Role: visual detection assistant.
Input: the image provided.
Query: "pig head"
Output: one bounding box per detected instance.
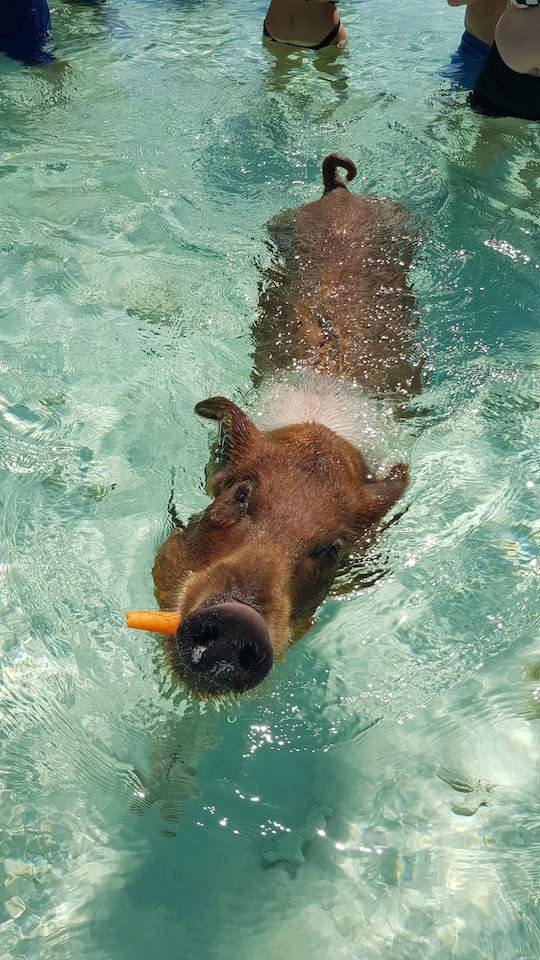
[153,397,407,699]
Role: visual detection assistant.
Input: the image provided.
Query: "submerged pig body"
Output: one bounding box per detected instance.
[255,154,419,397]
[153,154,415,699]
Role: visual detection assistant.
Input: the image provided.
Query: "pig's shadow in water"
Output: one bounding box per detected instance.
[84,665,375,960]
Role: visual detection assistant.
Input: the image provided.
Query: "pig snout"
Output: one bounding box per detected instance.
[174,601,273,695]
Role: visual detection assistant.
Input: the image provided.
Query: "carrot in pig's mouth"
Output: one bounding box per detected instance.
[125,610,180,636]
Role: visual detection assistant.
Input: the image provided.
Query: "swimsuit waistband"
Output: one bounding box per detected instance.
[460,30,491,54]
[263,19,340,50]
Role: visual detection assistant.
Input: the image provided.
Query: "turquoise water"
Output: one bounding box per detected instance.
[1,1,539,957]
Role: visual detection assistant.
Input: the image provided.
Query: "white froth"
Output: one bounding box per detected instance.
[253,372,404,470]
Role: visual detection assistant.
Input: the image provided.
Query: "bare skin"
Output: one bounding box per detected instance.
[495,4,540,75]
[264,0,346,48]
[447,0,506,44]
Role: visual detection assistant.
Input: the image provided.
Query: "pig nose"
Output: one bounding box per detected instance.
[175,601,273,695]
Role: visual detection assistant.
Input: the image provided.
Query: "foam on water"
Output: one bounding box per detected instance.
[0,1,539,958]
[254,371,404,470]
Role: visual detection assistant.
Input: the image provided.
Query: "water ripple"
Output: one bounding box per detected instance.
[0,0,539,957]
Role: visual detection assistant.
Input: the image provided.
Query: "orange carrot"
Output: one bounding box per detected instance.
[125,610,181,635]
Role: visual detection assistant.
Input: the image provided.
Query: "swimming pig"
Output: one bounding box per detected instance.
[153,153,418,699]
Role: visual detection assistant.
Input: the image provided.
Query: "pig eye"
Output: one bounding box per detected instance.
[231,481,253,515]
[310,538,344,564]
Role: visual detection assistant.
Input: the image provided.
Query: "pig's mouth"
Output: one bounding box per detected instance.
[172,598,274,698]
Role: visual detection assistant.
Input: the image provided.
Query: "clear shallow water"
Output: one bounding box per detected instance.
[0,1,539,957]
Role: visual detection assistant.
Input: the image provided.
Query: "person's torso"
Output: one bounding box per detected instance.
[265,0,339,47]
[470,38,540,118]
[464,0,507,45]
[495,3,540,74]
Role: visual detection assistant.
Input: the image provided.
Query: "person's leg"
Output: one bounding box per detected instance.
[0,0,53,65]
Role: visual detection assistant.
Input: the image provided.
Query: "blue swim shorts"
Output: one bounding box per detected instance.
[0,0,53,65]
[441,30,490,90]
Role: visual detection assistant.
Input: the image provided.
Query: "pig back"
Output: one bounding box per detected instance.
[254,190,419,397]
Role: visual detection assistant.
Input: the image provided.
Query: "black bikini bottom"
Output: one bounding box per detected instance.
[263,19,341,50]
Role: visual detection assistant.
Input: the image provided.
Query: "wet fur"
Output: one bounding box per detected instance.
[254,160,419,397]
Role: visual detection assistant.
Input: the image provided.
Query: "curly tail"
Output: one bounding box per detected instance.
[322,153,357,195]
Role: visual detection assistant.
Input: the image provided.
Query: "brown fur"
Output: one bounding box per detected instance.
[254,160,419,397]
[153,154,416,694]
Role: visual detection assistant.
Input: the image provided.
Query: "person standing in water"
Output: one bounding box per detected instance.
[0,0,52,64]
[263,0,346,50]
[444,0,506,87]
[469,0,540,120]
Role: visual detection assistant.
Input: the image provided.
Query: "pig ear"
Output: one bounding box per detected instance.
[195,397,260,464]
[355,463,409,525]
